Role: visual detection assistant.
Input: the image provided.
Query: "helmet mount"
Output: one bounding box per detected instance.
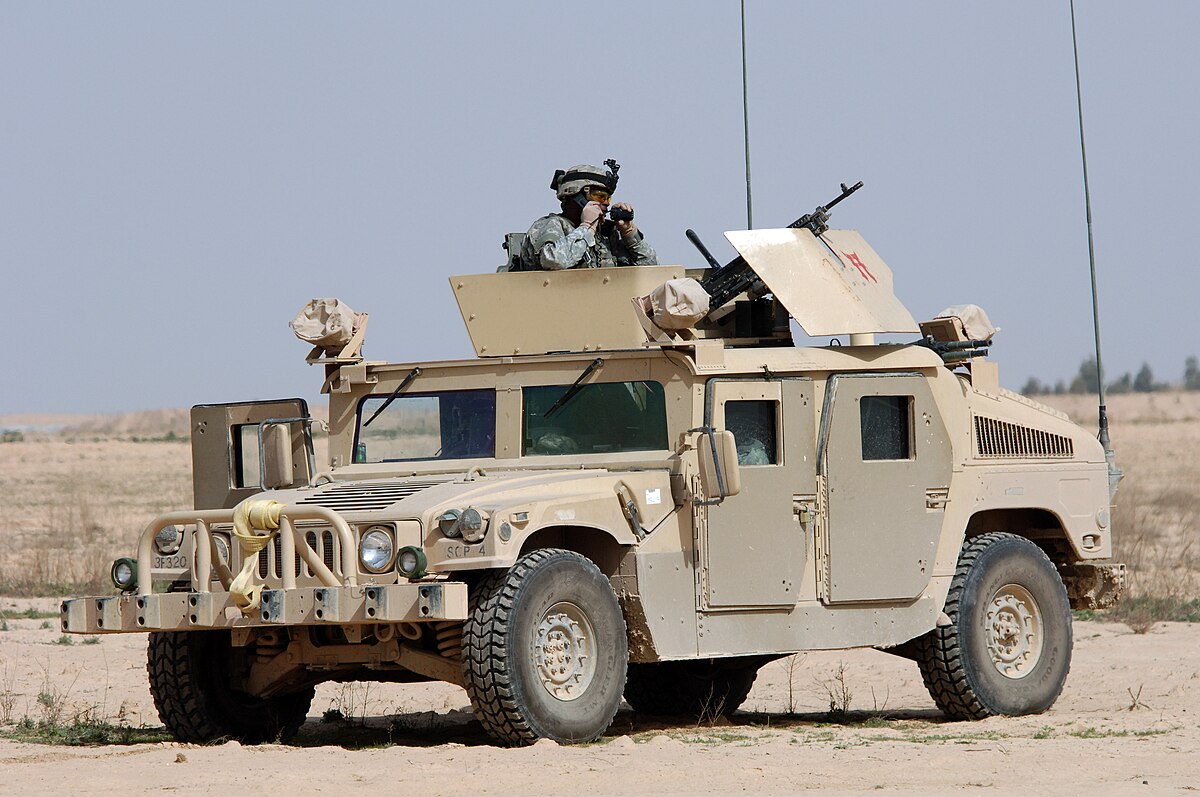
[551,159,621,200]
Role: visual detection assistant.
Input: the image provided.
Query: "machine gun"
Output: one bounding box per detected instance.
[689,181,863,313]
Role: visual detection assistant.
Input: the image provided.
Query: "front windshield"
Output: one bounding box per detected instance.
[523,381,668,455]
[355,390,495,463]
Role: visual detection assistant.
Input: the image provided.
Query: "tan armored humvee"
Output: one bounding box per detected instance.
[62,220,1125,746]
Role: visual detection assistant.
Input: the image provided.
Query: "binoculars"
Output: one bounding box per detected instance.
[608,206,634,222]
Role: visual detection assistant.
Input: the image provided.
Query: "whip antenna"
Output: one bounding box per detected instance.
[1070,0,1121,495]
[741,0,753,229]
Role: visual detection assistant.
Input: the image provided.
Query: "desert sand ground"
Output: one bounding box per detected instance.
[0,600,1195,796]
[0,392,1197,795]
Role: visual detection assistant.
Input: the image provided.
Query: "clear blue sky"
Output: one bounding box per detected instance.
[2,2,1196,414]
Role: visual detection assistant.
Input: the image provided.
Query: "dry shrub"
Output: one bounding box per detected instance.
[1107,479,1200,632]
[0,479,114,595]
[0,661,16,725]
[0,436,191,595]
[0,472,115,597]
[815,661,853,718]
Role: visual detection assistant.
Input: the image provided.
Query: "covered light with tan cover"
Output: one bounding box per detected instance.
[645,277,711,330]
[933,304,1000,342]
[290,298,358,349]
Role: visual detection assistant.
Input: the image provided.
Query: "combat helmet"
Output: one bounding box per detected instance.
[551,159,620,200]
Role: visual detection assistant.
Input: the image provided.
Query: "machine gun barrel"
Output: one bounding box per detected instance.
[686,229,722,270]
[697,181,863,313]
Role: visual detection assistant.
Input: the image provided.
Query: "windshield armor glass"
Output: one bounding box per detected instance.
[355,390,496,463]
[523,381,668,455]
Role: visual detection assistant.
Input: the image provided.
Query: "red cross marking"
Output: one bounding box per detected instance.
[841,250,877,283]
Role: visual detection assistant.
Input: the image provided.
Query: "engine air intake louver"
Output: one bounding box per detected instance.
[296,480,447,511]
[974,416,1074,460]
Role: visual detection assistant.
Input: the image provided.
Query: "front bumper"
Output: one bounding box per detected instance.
[61,582,468,634]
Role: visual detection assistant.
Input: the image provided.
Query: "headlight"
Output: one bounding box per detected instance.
[396,546,427,579]
[438,508,462,538]
[154,525,182,554]
[111,557,137,591]
[459,507,487,543]
[359,527,395,573]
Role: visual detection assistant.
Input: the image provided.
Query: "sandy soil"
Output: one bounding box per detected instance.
[0,595,1196,796]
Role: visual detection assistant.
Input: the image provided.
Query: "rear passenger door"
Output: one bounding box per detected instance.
[820,374,952,604]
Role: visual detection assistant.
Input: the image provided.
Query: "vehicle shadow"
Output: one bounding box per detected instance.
[291,705,951,749]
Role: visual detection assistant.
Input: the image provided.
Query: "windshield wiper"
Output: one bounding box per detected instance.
[544,358,603,419]
[362,367,422,427]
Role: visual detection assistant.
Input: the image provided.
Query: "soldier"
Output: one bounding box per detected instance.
[518,160,658,271]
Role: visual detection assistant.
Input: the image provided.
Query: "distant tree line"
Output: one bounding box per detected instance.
[1021,356,1200,396]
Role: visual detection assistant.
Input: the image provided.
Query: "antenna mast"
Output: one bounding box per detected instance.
[741,0,753,229]
[1069,0,1120,494]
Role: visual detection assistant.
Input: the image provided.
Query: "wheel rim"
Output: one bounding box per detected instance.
[984,583,1044,679]
[532,601,596,702]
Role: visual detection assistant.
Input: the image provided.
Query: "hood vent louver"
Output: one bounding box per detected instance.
[297,480,448,511]
[974,416,1074,460]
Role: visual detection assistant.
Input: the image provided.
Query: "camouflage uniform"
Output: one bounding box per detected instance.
[519,214,658,271]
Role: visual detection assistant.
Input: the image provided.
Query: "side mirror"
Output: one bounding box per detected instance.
[697,429,741,504]
[262,423,294,489]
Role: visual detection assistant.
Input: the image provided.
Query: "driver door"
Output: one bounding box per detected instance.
[701,378,817,609]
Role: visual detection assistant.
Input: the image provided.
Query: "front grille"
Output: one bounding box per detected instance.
[256,527,343,581]
[296,480,446,511]
[258,535,302,579]
[306,529,339,576]
[974,416,1074,459]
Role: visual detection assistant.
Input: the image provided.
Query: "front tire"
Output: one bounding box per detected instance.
[147,630,313,743]
[916,533,1072,719]
[463,549,628,745]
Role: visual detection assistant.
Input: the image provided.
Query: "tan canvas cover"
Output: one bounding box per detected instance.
[290,298,358,348]
[647,277,711,330]
[723,228,919,337]
[934,304,999,341]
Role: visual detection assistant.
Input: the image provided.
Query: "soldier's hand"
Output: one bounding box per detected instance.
[613,202,638,237]
[580,201,605,231]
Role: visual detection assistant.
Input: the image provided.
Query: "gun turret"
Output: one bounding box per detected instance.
[692,181,863,313]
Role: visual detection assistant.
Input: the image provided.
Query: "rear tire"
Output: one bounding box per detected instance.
[916,533,1072,719]
[147,630,313,743]
[463,549,628,745]
[625,659,759,720]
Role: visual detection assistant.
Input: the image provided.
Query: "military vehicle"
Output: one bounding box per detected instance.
[62,190,1125,746]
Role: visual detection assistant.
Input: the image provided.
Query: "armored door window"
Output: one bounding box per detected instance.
[725,400,779,465]
[860,395,912,461]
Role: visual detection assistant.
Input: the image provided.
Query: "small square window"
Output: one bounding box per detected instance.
[233,424,261,488]
[860,395,911,460]
[725,400,778,465]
